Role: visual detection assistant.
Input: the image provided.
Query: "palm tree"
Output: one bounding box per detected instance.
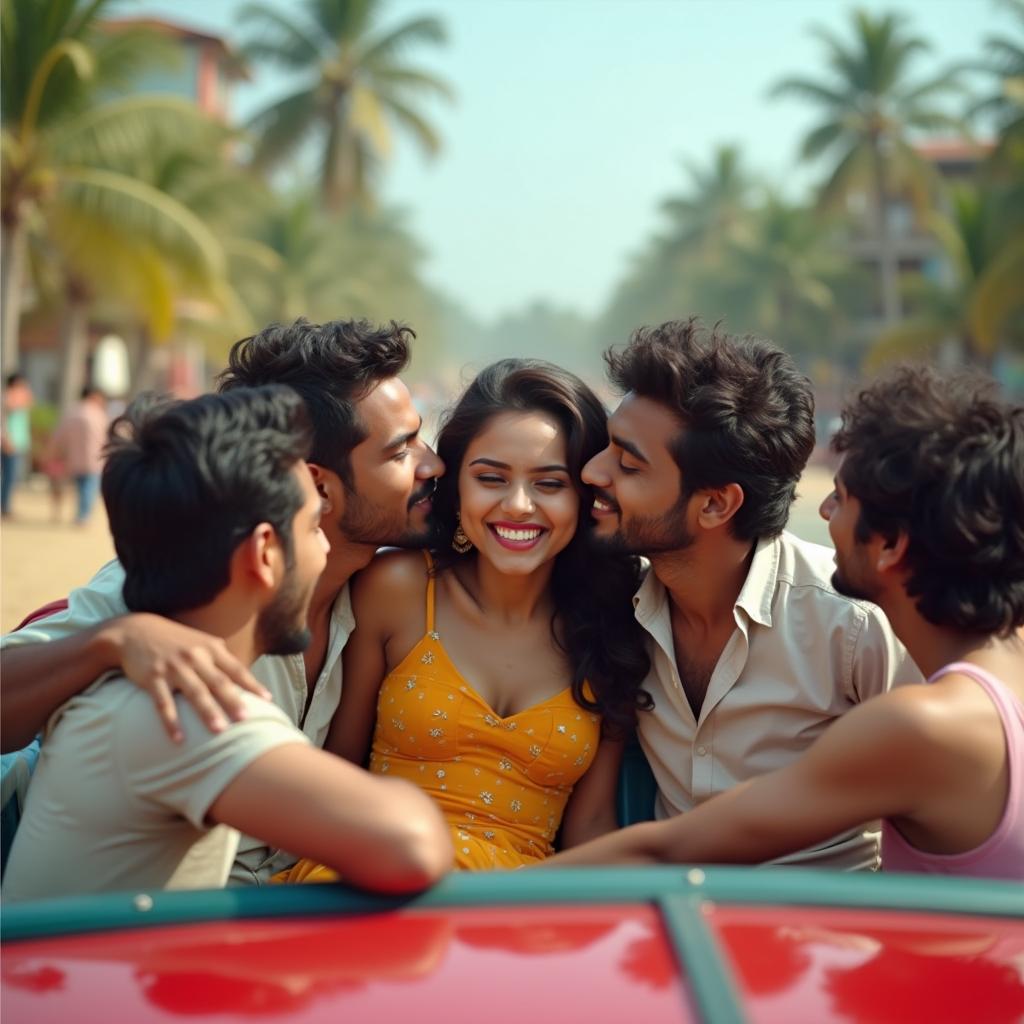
[970,0,1024,145]
[713,197,863,358]
[596,145,755,343]
[771,9,964,325]
[241,0,453,211]
[85,125,276,389]
[234,189,435,330]
[1,0,226,404]
[869,184,1024,369]
[657,144,755,263]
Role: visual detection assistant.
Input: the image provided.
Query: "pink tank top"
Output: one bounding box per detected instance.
[881,662,1023,881]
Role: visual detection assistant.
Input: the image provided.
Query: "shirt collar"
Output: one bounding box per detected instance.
[330,580,355,633]
[632,535,780,629]
[632,563,666,622]
[735,534,780,628]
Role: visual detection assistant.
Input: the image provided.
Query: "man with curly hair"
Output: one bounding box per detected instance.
[550,363,1024,879]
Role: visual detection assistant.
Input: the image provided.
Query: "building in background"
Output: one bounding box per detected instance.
[841,138,993,337]
[102,17,249,121]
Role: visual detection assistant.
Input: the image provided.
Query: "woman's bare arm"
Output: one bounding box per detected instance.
[558,737,625,848]
[324,552,426,765]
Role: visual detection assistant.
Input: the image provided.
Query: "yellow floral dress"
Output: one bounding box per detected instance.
[281,554,601,880]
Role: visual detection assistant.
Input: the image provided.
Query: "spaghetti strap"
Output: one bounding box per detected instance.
[422,550,436,634]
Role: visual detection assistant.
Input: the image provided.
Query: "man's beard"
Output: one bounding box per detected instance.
[830,564,880,604]
[257,568,313,657]
[594,492,695,556]
[338,481,435,549]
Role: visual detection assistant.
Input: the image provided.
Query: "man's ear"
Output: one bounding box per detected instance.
[235,522,282,592]
[307,462,342,522]
[877,530,909,575]
[695,483,745,531]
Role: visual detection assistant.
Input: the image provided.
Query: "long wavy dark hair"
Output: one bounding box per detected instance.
[431,359,652,734]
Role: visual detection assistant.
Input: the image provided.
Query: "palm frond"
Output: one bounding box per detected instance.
[899,67,967,106]
[362,65,454,102]
[239,3,322,68]
[799,120,845,161]
[817,142,872,209]
[246,86,320,169]
[310,0,376,42]
[768,75,845,108]
[349,83,393,160]
[359,16,447,66]
[53,94,222,168]
[376,91,441,156]
[867,318,949,369]
[58,164,225,280]
[971,235,1024,351]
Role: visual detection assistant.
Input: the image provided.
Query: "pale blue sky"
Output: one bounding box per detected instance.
[132,0,1006,322]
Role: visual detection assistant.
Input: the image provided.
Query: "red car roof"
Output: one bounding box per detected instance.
[3,867,1023,1023]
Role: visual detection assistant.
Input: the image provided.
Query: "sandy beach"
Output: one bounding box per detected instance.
[1,477,116,633]
[0,465,835,635]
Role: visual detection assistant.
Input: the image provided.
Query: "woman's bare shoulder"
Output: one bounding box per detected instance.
[351,549,431,607]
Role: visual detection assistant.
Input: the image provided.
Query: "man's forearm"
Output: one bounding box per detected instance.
[545,820,666,867]
[1,624,121,751]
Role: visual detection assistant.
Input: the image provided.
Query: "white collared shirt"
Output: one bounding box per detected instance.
[634,531,922,871]
[2,558,355,883]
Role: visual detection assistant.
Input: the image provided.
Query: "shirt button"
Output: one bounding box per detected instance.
[696,746,707,757]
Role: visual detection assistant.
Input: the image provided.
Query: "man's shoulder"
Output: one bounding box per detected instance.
[58,677,295,744]
[101,685,302,778]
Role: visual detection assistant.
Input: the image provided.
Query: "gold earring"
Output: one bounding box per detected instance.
[452,513,473,554]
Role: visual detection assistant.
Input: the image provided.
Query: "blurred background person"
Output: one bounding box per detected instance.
[1,373,33,519]
[49,386,109,527]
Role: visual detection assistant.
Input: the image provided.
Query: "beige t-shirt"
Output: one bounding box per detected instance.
[3,678,308,902]
[1,558,353,884]
[636,531,922,871]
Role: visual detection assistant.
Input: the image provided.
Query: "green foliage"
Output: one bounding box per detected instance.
[241,0,453,211]
[871,183,1024,367]
[771,9,965,209]
[1,0,232,366]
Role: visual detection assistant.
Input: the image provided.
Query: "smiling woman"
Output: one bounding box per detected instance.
[279,359,652,878]
[456,409,580,578]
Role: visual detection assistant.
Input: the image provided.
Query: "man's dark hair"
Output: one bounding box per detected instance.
[102,385,313,616]
[605,318,816,541]
[217,318,413,489]
[833,364,1024,636]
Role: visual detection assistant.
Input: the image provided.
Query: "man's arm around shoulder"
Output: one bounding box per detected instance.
[2,563,271,752]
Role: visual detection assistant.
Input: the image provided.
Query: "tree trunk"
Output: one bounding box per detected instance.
[127,325,155,393]
[1,218,26,375]
[58,294,89,413]
[870,142,902,326]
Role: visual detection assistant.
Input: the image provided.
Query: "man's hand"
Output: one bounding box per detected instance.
[100,614,273,742]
